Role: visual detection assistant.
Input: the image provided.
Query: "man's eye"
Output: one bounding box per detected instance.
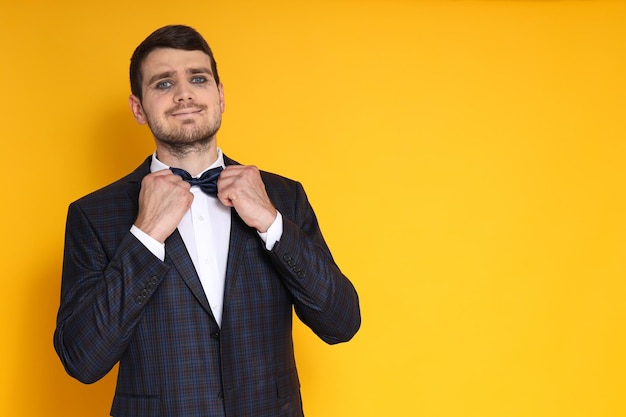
[156,81,173,89]
[191,76,207,84]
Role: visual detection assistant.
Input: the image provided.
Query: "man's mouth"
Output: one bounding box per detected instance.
[170,108,203,117]
[168,104,207,117]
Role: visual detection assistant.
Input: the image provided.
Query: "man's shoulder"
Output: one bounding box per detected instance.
[70,156,150,209]
[260,169,301,190]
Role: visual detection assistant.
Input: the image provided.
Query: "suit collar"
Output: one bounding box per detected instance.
[128,155,153,183]
[224,154,239,167]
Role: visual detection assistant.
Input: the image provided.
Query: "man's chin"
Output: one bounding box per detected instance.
[155,133,216,153]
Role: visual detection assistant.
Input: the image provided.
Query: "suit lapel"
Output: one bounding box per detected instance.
[223,211,255,305]
[221,155,258,307]
[165,229,214,317]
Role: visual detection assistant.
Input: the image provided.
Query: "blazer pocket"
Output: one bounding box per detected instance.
[111,392,161,417]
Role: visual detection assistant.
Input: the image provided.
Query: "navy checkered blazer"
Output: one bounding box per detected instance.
[54,155,361,417]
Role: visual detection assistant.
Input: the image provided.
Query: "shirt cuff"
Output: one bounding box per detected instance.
[257,210,283,251]
[130,225,165,261]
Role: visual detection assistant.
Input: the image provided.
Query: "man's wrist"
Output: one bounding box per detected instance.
[130,225,166,261]
[258,211,283,251]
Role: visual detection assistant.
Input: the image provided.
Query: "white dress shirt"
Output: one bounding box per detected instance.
[131,148,282,326]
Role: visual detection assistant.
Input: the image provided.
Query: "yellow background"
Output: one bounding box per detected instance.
[1,1,625,416]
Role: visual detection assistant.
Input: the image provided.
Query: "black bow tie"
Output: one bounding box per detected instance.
[170,166,223,196]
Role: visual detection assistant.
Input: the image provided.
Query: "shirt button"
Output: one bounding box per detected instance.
[198,215,205,222]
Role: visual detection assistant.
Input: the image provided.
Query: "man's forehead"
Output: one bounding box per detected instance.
[142,48,212,76]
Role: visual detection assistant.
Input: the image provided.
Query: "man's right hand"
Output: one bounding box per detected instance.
[134,169,193,243]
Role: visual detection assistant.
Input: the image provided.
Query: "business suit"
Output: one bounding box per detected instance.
[54,155,361,417]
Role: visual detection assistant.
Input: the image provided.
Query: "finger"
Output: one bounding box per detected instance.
[217,192,235,207]
[215,181,231,206]
[220,165,258,179]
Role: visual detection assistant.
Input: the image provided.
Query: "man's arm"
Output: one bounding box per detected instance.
[268,180,361,344]
[218,165,360,343]
[54,170,191,383]
[54,202,170,383]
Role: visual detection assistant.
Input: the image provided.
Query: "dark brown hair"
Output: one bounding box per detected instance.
[129,25,220,100]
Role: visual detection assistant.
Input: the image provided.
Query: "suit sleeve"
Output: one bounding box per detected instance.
[268,180,361,344]
[53,201,170,384]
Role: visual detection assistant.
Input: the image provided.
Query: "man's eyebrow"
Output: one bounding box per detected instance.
[187,67,212,75]
[146,71,175,86]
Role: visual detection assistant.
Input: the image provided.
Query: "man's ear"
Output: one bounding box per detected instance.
[218,83,225,114]
[129,95,147,124]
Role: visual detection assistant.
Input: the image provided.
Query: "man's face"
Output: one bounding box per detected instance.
[129,48,224,152]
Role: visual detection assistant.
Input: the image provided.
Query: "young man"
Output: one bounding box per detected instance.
[54,25,360,417]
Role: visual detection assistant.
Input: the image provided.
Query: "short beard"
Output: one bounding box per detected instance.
[147,107,222,158]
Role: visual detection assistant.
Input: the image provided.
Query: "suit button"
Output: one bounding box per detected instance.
[150,276,158,285]
[136,295,144,304]
[210,331,220,340]
[283,254,293,262]
[218,391,224,400]
[298,272,306,279]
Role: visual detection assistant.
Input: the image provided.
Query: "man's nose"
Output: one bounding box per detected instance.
[173,83,194,102]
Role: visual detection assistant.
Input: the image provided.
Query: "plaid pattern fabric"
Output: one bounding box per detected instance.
[54,155,361,417]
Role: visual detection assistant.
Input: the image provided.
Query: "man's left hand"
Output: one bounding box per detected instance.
[217,165,277,232]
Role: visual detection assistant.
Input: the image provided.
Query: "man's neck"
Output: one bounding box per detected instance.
[155,141,219,176]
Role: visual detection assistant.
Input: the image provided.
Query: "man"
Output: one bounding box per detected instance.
[54,25,360,417]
